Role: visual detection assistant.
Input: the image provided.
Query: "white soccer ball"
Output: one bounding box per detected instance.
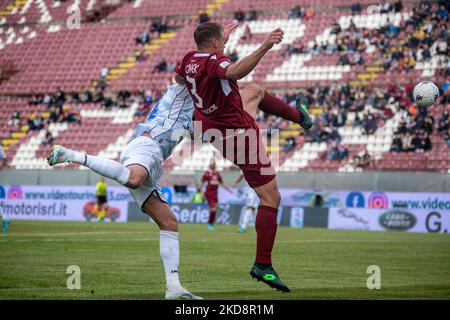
[413,81,439,107]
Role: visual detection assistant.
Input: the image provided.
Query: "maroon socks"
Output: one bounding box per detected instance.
[255,205,278,265]
[259,91,303,124]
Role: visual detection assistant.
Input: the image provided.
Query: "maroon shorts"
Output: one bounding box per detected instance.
[204,192,218,208]
[205,118,276,189]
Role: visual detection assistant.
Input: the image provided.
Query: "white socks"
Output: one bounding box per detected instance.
[160,230,183,294]
[241,208,254,229]
[65,149,130,185]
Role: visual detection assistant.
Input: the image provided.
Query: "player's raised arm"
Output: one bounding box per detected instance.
[225,28,284,80]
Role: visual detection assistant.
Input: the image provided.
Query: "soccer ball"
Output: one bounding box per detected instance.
[413,81,439,107]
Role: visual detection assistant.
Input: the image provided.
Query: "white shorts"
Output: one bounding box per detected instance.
[119,136,166,210]
[246,188,259,209]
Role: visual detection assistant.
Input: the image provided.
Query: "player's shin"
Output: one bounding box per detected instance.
[259,91,302,123]
[160,230,183,294]
[255,205,278,265]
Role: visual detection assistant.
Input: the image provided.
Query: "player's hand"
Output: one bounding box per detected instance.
[231,181,238,188]
[263,28,284,50]
[223,22,239,45]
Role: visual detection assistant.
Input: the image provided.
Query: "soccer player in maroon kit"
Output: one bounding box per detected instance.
[201,159,230,231]
[175,22,312,292]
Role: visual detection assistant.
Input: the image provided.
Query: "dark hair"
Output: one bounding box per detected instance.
[194,22,222,47]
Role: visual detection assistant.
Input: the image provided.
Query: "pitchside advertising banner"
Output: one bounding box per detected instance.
[0,185,131,222]
[328,208,450,233]
[1,185,449,232]
[219,188,450,210]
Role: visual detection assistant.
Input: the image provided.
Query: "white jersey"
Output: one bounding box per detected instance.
[134,84,194,160]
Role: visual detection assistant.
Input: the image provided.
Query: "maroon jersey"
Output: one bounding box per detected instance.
[202,170,223,195]
[177,50,276,188]
[176,51,254,131]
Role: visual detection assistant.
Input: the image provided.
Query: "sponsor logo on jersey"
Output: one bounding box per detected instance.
[200,104,218,115]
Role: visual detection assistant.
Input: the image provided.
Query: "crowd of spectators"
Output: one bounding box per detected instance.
[136,18,170,45]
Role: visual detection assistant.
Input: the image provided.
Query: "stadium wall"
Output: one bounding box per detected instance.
[1,170,450,192]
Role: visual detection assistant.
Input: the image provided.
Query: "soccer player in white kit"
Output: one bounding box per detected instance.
[47,84,202,300]
[232,173,259,233]
[0,145,11,233]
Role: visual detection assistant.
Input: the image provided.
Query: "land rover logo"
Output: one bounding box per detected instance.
[379,211,416,231]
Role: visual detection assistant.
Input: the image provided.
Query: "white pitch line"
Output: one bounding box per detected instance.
[1,238,448,244]
[0,231,152,237]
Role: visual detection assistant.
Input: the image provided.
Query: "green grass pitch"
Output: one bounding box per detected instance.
[1,221,449,300]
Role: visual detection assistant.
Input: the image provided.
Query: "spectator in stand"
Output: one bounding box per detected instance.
[27,114,43,132]
[422,132,432,151]
[9,111,21,126]
[136,31,150,45]
[394,0,403,12]
[29,94,43,105]
[402,132,413,152]
[288,5,302,19]
[150,18,169,36]
[247,7,257,21]
[100,67,108,78]
[380,1,392,14]
[353,150,372,168]
[135,48,149,62]
[441,79,450,104]
[327,142,348,160]
[362,113,378,135]
[48,106,60,123]
[411,131,423,152]
[330,20,341,35]
[42,130,54,145]
[391,133,403,152]
[436,3,449,21]
[304,7,314,21]
[154,59,168,72]
[444,131,450,147]
[283,137,296,152]
[438,110,450,133]
[198,11,210,24]
[338,52,350,65]
[64,106,81,124]
[351,3,362,15]
[234,8,245,22]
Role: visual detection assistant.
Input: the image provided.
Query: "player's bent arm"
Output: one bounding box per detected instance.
[225,28,284,80]
[175,74,186,85]
[225,45,270,80]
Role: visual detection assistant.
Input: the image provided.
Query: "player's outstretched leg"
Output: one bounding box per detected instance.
[47,145,131,185]
[240,83,313,130]
[251,178,290,293]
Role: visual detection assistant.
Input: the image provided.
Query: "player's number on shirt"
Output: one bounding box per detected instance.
[186,76,203,109]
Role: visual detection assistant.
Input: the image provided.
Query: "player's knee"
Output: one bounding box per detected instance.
[126,172,145,189]
[247,83,265,99]
[259,189,281,207]
[160,215,178,232]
